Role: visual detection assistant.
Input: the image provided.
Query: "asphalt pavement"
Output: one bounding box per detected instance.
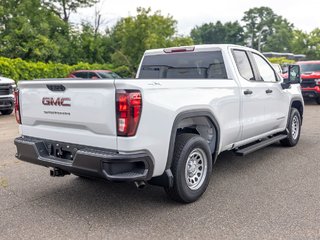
[0,102,319,240]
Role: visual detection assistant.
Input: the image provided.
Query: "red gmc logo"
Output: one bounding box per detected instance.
[42,97,71,107]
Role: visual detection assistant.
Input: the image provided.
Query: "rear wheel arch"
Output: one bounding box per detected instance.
[166,110,221,170]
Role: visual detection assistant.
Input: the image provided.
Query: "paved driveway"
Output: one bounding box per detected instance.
[0,103,319,239]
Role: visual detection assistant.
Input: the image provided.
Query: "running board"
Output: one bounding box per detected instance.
[235,134,288,156]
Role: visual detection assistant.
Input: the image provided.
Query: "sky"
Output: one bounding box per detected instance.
[74,0,320,35]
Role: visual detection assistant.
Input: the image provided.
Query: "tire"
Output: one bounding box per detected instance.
[1,109,13,115]
[316,97,320,105]
[165,133,212,203]
[280,108,301,147]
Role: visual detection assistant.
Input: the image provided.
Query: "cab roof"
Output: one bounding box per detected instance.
[144,44,257,56]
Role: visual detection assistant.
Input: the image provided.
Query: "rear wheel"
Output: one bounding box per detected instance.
[316,97,320,105]
[280,108,301,147]
[1,109,13,115]
[165,134,212,203]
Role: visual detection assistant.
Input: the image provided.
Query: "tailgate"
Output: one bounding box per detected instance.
[18,79,117,149]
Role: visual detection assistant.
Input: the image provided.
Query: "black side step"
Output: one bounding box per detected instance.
[235,134,287,156]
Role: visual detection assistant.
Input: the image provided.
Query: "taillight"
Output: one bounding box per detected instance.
[315,79,320,86]
[14,89,21,124]
[116,90,142,136]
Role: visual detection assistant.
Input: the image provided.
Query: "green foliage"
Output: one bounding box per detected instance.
[190,21,244,45]
[290,30,309,55]
[1,1,320,76]
[242,7,277,49]
[0,57,130,82]
[263,17,294,52]
[109,7,194,75]
[267,57,295,65]
[305,28,320,60]
[43,0,98,22]
[0,0,70,62]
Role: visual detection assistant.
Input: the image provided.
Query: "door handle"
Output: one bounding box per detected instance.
[265,89,273,94]
[244,89,253,95]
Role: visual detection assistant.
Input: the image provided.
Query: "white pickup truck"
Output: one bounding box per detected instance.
[14,44,304,203]
[0,76,16,115]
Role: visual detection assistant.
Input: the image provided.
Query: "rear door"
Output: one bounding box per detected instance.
[19,79,117,149]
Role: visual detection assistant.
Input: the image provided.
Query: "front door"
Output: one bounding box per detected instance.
[232,49,271,140]
[250,52,289,132]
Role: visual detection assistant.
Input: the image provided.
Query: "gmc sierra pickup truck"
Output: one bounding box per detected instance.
[14,44,304,203]
[0,76,16,115]
[296,61,320,104]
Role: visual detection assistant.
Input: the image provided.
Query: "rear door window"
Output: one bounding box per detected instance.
[233,50,255,81]
[138,51,228,79]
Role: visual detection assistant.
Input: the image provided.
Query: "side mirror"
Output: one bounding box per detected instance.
[286,65,301,84]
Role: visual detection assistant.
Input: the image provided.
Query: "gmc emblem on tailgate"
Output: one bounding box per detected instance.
[42,97,71,107]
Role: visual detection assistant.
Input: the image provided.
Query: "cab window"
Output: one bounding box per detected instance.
[252,53,277,82]
[233,50,255,81]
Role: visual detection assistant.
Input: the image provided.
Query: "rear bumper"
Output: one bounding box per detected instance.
[14,136,154,182]
[0,97,14,110]
[301,89,320,99]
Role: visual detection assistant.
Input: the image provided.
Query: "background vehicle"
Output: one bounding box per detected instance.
[295,61,320,104]
[14,44,304,203]
[0,76,16,115]
[67,70,121,79]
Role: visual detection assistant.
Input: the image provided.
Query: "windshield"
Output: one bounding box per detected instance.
[299,63,320,73]
[138,51,228,79]
[98,72,121,79]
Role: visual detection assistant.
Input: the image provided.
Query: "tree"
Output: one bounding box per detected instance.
[190,21,244,45]
[262,17,294,52]
[242,7,297,53]
[306,28,320,60]
[43,0,98,22]
[108,7,193,75]
[242,7,277,49]
[0,0,69,62]
[290,30,309,55]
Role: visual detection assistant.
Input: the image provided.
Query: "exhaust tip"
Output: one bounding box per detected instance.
[134,180,146,189]
[50,168,70,177]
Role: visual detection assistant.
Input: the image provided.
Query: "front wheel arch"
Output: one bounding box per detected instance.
[291,99,304,123]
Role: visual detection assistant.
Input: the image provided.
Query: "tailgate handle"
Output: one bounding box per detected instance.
[47,84,66,92]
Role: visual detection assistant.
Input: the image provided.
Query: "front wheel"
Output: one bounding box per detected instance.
[280,108,301,147]
[316,97,320,105]
[165,134,212,203]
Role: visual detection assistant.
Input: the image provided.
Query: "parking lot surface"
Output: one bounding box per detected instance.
[0,103,319,240]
